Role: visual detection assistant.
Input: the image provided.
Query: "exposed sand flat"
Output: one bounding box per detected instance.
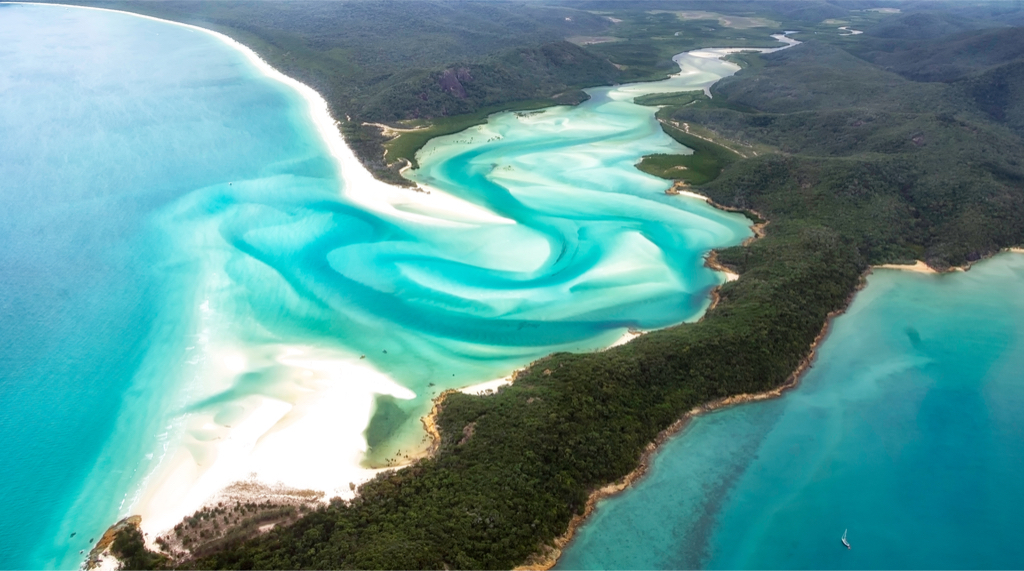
[459,378,513,395]
[137,345,416,538]
[687,33,800,96]
[386,182,516,226]
[608,329,645,348]
[676,189,711,201]
[17,8,800,563]
[16,3,484,548]
[874,261,938,274]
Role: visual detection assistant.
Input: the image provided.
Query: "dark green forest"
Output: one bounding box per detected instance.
[75,1,1024,569]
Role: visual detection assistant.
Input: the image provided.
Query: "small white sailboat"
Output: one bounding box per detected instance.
[841,529,851,549]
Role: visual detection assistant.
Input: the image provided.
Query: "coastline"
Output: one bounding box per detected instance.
[16,2,507,234]
[520,245,1024,570]
[131,13,1024,567]
[10,8,827,566]
[12,1,467,556]
[516,265,868,571]
[873,260,941,274]
[411,191,767,570]
[458,377,514,395]
[51,5,751,555]
[133,351,418,541]
[872,245,1024,275]
[704,250,740,282]
[421,218,760,483]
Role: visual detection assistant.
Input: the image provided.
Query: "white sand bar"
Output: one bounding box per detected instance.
[874,261,939,274]
[458,377,513,395]
[137,345,415,537]
[17,2,488,544]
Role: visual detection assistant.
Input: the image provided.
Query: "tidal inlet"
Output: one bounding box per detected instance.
[0,4,759,568]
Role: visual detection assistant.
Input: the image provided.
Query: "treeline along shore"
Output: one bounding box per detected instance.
[67,0,799,187]
[80,1,1024,569]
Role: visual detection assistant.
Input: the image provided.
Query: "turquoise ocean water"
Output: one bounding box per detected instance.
[0,5,759,568]
[559,253,1024,569]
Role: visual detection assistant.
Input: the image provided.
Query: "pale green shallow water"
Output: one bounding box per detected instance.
[0,5,783,568]
[559,253,1024,569]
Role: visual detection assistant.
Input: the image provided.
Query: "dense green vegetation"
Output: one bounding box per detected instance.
[633,89,707,107]
[573,12,783,83]
[636,123,740,184]
[383,94,588,169]
[674,32,1024,264]
[79,2,1024,569]
[171,17,1023,571]
[187,210,866,571]
[71,0,619,184]
[72,0,810,183]
[363,42,616,123]
[111,527,166,571]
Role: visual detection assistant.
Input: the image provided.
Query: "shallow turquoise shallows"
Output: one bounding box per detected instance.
[558,253,1024,570]
[0,4,757,568]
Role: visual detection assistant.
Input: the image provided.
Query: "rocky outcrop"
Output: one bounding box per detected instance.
[438,67,473,98]
[84,515,141,569]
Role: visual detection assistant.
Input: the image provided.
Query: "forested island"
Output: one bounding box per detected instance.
[62,1,1024,568]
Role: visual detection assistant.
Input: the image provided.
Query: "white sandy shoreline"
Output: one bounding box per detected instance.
[873,248,1024,275]
[873,260,940,274]
[8,0,490,552]
[13,3,780,562]
[458,377,513,395]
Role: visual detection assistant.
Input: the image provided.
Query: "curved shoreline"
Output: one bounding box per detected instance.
[511,266,851,570]
[6,3,458,561]
[509,205,787,570]
[516,245,1024,570]
[406,195,764,570]
[872,247,1024,275]
[12,7,800,565]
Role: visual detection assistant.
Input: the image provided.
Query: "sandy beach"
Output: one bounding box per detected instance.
[523,247,1024,569]
[875,249,1024,275]
[675,189,712,202]
[608,329,645,348]
[458,377,513,395]
[873,260,938,274]
[22,2,512,548]
[46,3,509,232]
[24,5,800,562]
[517,258,863,571]
[136,345,416,539]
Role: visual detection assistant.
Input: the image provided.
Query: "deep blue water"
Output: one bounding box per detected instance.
[558,254,1024,569]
